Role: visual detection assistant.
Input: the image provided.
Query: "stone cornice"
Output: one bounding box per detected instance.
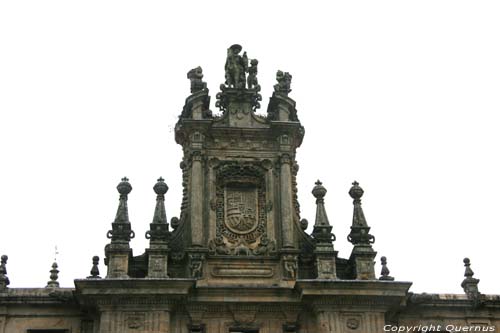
[74,278,195,307]
[74,278,195,296]
[189,285,299,304]
[296,280,412,307]
[0,288,76,305]
[406,292,500,309]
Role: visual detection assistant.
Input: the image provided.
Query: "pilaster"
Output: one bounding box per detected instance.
[190,151,204,247]
[279,153,294,249]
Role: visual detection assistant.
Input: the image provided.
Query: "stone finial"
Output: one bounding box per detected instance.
[379,256,395,281]
[347,181,375,245]
[152,177,168,223]
[187,66,207,93]
[274,70,292,95]
[87,256,101,279]
[117,176,132,193]
[115,177,132,223]
[0,255,10,289]
[461,258,480,299]
[145,177,170,244]
[106,177,135,244]
[311,180,336,245]
[46,262,60,288]
[312,180,327,202]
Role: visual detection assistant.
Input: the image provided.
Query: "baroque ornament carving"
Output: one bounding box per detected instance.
[346,318,360,330]
[189,254,205,279]
[126,312,145,329]
[283,255,298,280]
[208,161,276,256]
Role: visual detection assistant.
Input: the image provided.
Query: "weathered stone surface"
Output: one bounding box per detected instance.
[0,44,499,333]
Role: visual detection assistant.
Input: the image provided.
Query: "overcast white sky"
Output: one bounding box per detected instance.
[0,1,499,294]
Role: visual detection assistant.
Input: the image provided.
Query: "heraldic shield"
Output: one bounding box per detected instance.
[225,187,259,235]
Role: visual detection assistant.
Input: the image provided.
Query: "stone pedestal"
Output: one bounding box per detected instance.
[315,253,337,279]
[106,246,131,279]
[146,248,169,279]
[350,245,377,280]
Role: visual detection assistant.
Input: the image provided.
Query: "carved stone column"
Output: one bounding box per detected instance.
[279,154,294,248]
[190,151,204,247]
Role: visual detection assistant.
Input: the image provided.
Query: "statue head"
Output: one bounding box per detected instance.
[229,44,242,55]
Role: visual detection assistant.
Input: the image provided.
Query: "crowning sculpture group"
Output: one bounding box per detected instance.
[187,44,293,97]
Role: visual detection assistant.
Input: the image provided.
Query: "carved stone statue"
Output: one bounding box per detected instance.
[247,59,259,89]
[284,256,298,279]
[274,70,292,95]
[187,66,207,93]
[224,44,248,89]
[189,254,205,279]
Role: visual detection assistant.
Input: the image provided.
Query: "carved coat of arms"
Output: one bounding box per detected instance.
[225,188,258,235]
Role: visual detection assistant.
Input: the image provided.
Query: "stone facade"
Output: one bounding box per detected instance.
[1,45,499,333]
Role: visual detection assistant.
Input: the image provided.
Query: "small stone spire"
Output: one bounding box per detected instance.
[347,181,377,280]
[46,262,59,289]
[145,177,170,245]
[106,177,135,244]
[0,255,10,290]
[461,258,480,299]
[145,177,170,278]
[379,256,395,281]
[105,177,135,278]
[347,181,375,245]
[87,256,101,279]
[311,180,336,245]
[311,181,337,280]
